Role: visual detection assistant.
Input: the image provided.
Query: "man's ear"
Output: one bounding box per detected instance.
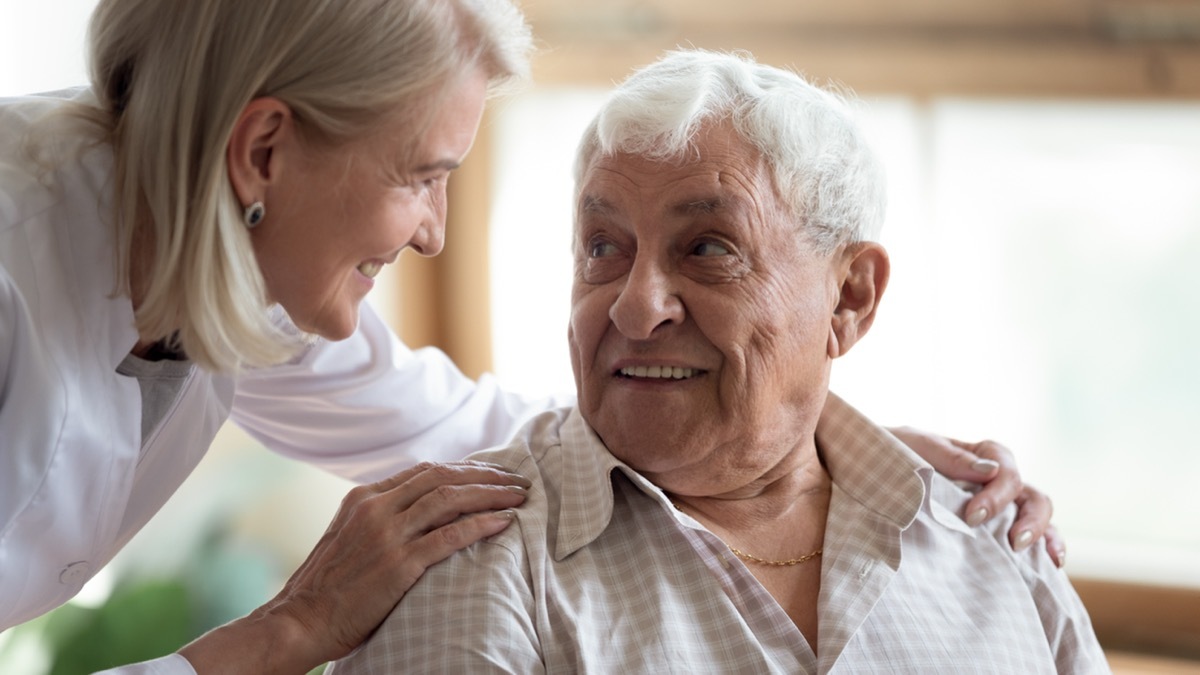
[226,97,293,208]
[827,241,890,359]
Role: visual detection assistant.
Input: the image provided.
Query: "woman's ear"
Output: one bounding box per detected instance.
[226,97,293,208]
[828,241,890,359]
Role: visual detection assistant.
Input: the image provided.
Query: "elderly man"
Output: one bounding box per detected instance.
[329,50,1105,674]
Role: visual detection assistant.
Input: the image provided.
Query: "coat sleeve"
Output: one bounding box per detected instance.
[91,654,196,675]
[230,302,570,483]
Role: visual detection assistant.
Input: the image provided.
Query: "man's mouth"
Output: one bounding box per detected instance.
[617,366,701,380]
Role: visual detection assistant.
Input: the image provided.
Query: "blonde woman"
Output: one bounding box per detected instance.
[0,0,1059,673]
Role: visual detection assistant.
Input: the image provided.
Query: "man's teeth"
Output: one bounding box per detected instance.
[619,366,696,379]
[358,261,383,279]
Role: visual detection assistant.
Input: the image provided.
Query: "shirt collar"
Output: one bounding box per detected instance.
[816,392,927,531]
[817,392,977,537]
[552,392,971,560]
[552,408,679,560]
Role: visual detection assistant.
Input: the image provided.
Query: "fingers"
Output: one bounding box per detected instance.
[890,427,1066,568]
[1007,484,1054,553]
[401,509,519,577]
[340,462,529,542]
[264,461,531,665]
[369,460,532,504]
[889,426,1003,484]
[959,439,1022,527]
[1043,524,1067,569]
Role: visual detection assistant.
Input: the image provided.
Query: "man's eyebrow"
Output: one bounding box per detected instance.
[580,195,738,217]
[580,195,616,216]
[672,198,724,216]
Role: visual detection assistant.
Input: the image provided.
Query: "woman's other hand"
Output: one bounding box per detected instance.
[888,426,1065,568]
[178,460,529,674]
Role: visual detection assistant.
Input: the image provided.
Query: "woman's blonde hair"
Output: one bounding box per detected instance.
[75,0,532,372]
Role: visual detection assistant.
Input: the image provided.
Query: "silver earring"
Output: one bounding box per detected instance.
[243,201,265,228]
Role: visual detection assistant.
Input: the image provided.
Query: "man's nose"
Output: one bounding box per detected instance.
[608,257,684,339]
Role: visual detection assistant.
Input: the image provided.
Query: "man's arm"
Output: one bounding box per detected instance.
[996,515,1109,673]
[326,532,544,674]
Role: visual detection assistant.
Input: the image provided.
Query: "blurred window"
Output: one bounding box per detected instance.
[489,88,1200,587]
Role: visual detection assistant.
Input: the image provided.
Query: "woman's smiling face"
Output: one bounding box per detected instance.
[252,68,489,340]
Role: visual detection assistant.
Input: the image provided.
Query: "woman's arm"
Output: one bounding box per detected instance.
[176,462,531,674]
[230,303,566,483]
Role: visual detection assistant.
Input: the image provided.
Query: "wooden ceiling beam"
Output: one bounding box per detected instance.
[528,34,1200,98]
[522,0,1099,32]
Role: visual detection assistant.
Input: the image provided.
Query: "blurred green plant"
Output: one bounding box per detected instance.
[0,523,302,674]
[40,579,193,674]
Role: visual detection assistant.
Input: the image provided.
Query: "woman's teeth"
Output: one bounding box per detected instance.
[358,261,383,279]
[619,366,697,380]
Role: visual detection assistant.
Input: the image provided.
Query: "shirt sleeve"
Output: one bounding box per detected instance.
[91,654,196,675]
[326,536,544,674]
[230,302,571,483]
[971,487,1109,674]
[1015,538,1111,674]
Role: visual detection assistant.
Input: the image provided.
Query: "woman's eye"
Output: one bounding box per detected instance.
[692,240,730,256]
[589,240,619,258]
[417,172,448,189]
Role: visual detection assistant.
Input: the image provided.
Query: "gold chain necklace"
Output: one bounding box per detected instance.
[669,499,822,567]
[727,546,823,567]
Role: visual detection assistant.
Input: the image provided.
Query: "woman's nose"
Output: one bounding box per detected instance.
[608,258,684,340]
[408,199,446,257]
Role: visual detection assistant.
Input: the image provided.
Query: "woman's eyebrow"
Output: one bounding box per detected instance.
[414,158,462,173]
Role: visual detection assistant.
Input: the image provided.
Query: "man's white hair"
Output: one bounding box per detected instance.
[574,49,887,253]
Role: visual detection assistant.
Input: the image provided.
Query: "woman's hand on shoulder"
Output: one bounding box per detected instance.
[178,460,530,674]
[888,426,1066,568]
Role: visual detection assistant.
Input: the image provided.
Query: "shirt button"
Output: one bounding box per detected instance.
[59,561,91,586]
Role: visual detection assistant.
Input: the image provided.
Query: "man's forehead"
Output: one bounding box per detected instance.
[577,154,766,217]
[580,192,734,217]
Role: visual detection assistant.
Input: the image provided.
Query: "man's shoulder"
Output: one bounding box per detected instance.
[457,407,574,548]
[466,405,574,473]
[460,405,625,563]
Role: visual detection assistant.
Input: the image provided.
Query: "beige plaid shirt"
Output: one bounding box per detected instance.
[329,393,1107,674]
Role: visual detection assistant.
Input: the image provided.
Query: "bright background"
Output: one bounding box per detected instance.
[488,89,1200,587]
[3,0,1199,672]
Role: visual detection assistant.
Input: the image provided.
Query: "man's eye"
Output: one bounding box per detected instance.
[692,241,730,256]
[589,241,619,258]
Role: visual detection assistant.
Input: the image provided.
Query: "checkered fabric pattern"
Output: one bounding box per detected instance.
[329,394,1107,674]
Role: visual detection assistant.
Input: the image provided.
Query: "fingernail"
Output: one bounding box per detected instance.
[966,507,988,527]
[1014,529,1034,551]
[1055,549,1067,569]
[494,509,516,520]
[505,473,533,488]
[503,485,529,495]
[970,459,1000,474]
